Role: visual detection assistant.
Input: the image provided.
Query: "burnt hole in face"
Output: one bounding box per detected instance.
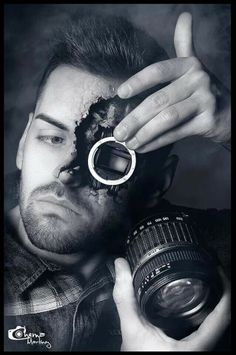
[67,96,140,194]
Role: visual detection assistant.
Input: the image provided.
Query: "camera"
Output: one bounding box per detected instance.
[8,326,28,341]
[87,133,222,339]
[126,212,222,339]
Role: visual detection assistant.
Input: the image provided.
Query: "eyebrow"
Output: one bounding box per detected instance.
[35,113,70,131]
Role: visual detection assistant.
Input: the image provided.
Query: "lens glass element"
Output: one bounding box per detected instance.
[153,278,209,314]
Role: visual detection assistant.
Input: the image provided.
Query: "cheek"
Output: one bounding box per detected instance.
[21,141,58,194]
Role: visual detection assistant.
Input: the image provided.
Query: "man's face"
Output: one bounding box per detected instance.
[17,65,130,254]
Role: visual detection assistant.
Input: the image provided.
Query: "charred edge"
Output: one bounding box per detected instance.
[68,95,143,195]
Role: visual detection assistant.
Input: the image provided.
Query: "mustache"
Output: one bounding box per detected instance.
[29,182,86,208]
[31,182,66,198]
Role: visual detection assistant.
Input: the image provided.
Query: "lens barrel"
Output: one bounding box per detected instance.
[126,212,222,338]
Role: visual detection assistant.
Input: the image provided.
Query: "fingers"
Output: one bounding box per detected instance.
[183,268,231,351]
[114,72,200,142]
[125,97,198,151]
[174,12,195,57]
[135,112,207,153]
[113,258,143,335]
[117,57,200,99]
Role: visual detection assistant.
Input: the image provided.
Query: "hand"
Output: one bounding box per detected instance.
[113,12,231,153]
[113,258,231,351]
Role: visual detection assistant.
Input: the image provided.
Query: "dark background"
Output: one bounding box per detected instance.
[4,4,231,209]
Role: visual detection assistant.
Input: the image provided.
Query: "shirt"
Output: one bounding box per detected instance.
[4,221,122,351]
[4,200,231,351]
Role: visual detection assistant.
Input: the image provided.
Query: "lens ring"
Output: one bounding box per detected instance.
[88,137,136,185]
[15,330,23,338]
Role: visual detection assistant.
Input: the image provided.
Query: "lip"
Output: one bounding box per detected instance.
[38,196,81,216]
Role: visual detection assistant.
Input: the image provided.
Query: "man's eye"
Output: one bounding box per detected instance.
[37,135,65,145]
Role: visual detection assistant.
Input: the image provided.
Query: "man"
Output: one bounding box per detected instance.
[4,12,230,351]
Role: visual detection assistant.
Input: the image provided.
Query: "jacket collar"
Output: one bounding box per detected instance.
[4,217,115,297]
[5,218,62,295]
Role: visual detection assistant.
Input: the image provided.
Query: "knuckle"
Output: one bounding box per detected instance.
[130,75,143,89]
[148,90,169,107]
[160,106,179,122]
[200,72,211,87]
[199,114,215,134]
[153,61,171,78]
[197,91,216,111]
[206,115,216,130]
[126,112,141,126]
[136,127,148,145]
[112,286,123,304]
[209,92,216,108]
[189,56,201,70]
[191,71,210,87]
[206,92,216,109]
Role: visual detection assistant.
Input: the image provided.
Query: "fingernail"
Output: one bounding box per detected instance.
[126,137,139,150]
[114,125,128,141]
[115,258,122,272]
[117,84,132,98]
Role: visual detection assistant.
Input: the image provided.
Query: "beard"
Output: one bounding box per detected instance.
[19,181,128,255]
[21,205,87,254]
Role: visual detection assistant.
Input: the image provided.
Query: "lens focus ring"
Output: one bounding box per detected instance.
[126,213,199,274]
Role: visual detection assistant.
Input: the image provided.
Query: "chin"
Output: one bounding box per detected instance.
[27,239,93,267]
[22,213,89,254]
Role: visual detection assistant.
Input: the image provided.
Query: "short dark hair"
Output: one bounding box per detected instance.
[35,13,169,105]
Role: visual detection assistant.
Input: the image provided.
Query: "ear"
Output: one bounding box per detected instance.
[16,112,34,170]
[145,155,179,208]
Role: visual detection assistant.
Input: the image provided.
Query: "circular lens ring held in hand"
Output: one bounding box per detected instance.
[88,137,136,186]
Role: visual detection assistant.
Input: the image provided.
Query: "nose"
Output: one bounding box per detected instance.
[52,152,82,186]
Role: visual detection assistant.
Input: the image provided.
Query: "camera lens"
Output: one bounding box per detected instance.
[13,329,24,339]
[153,278,209,314]
[126,212,222,338]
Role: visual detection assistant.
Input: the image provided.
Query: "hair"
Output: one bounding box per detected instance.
[35,12,169,106]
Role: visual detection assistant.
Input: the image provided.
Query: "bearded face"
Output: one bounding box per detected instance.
[17,65,134,255]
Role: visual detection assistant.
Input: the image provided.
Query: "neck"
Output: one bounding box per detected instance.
[8,206,106,281]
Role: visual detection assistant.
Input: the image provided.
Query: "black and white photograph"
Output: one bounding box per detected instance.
[4,3,231,351]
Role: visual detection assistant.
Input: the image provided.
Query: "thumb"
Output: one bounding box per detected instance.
[174,12,195,57]
[113,258,142,335]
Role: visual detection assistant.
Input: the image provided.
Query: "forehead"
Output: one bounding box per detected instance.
[34,65,122,129]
